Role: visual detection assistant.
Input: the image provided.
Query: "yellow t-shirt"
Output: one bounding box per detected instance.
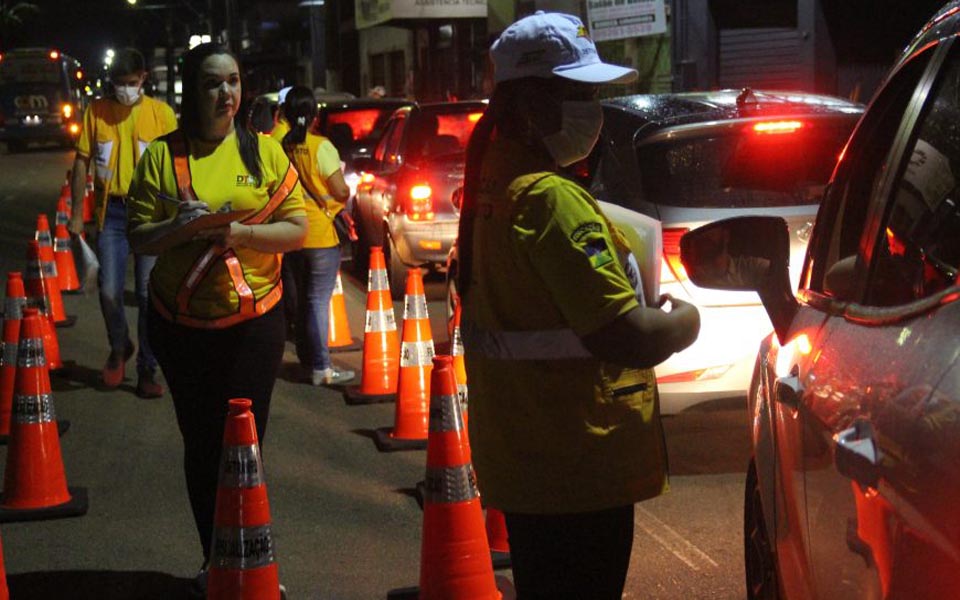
[462,137,666,514]
[127,129,306,321]
[270,117,289,144]
[286,132,344,248]
[75,95,177,228]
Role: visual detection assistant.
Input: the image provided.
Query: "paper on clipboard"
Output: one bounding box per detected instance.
[153,208,256,247]
[599,200,662,307]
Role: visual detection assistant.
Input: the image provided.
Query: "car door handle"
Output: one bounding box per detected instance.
[835,420,882,489]
[774,371,803,409]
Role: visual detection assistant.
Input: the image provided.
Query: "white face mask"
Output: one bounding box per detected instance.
[115,84,142,106]
[542,100,604,167]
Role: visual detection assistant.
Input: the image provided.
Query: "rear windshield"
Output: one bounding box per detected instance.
[637,120,855,208]
[321,108,395,143]
[405,106,484,162]
[0,57,63,86]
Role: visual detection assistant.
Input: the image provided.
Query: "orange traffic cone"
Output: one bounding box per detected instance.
[388,356,500,600]
[375,268,435,451]
[0,530,9,600]
[30,218,74,327]
[58,170,72,216]
[207,398,281,600]
[0,273,26,443]
[82,174,94,225]
[450,300,468,422]
[23,241,63,372]
[53,223,80,294]
[485,508,512,570]
[0,308,87,523]
[344,246,400,405]
[55,196,71,228]
[328,270,360,352]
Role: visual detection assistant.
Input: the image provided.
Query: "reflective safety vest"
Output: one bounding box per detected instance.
[150,131,299,329]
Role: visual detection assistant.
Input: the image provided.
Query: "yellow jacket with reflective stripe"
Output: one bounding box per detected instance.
[461,137,668,514]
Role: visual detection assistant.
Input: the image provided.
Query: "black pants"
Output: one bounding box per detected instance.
[504,505,635,600]
[148,304,286,560]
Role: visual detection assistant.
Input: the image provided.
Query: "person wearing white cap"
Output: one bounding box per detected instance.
[456,11,701,599]
[271,85,293,143]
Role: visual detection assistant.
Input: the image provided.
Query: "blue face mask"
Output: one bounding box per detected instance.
[542,100,604,167]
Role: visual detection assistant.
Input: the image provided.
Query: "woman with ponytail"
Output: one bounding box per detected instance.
[126,43,306,596]
[456,12,701,599]
[281,86,354,386]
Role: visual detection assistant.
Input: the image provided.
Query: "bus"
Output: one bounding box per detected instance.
[0,48,85,152]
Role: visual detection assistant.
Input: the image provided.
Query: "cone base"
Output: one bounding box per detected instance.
[373,427,427,453]
[329,338,362,353]
[0,485,88,523]
[0,419,70,445]
[343,386,396,405]
[54,314,78,328]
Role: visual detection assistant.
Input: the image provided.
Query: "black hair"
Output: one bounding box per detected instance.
[180,42,263,184]
[281,86,317,151]
[108,48,145,80]
[246,96,276,134]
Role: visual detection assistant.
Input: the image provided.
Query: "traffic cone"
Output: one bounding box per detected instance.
[23,241,63,372]
[54,196,71,227]
[30,219,74,327]
[207,398,281,600]
[53,223,81,294]
[485,508,512,570]
[82,174,94,225]
[450,300,468,424]
[58,170,72,217]
[328,270,360,352]
[0,308,87,523]
[0,530,8,600]
[0,273,26,443]
[374,268,435,451]
[344,247,399,405]
[387,356,500,600]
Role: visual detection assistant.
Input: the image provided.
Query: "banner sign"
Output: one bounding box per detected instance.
[586,0,666,42]
[357,0,486,29]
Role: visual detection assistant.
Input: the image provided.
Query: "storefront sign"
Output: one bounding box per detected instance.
[357,0,486,29]
[586,0,666,42]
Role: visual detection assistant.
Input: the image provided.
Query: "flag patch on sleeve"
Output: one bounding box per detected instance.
[584,238,613,269]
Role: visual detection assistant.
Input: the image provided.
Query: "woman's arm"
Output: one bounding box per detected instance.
[195,215,308,254]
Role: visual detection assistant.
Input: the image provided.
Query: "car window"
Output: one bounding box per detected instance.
[867,49,960,306]
[635,121,854,209]
[374,114,405,168]
[805,50,934,300]
[403,107,483,163]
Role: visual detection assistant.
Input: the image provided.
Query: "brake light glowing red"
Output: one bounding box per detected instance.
[753,120,803,134]
[660,227,689,283]
[407,184,434,220]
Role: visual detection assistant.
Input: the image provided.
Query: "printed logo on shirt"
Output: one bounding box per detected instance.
[571,222,602,243]
[584,238,613,269]
[236,175,258,187]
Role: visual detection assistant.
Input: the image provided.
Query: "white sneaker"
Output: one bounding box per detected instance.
[312,367,356,386]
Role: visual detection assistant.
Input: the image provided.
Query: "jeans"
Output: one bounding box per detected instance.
[97,197,157,375]
[290,246,341,371]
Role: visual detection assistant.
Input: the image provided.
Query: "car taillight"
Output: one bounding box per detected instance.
[407,184,434,220]
[68,123,80,135]
[660,227,689,284]
[753,120,803,134]
[61,103,73,119]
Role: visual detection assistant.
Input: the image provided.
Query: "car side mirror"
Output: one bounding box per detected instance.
[680,216,798,343]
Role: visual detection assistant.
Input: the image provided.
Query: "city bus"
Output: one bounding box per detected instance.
[0,48,85,152]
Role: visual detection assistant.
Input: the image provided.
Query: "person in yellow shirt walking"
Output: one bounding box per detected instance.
[68,47,177,398]
[280,86,355,385]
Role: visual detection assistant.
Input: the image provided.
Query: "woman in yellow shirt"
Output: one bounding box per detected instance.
[280,86,354,386]
[126,43,307,595]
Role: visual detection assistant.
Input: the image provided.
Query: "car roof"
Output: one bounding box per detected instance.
[601,89,864,129]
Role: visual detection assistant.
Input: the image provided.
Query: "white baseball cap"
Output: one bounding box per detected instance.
[491,11,638,85]
[277,86,292,105]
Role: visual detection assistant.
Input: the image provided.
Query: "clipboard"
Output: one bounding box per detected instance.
[152,208,256,248]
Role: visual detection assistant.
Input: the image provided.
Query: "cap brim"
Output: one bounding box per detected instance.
[553,62,638,84]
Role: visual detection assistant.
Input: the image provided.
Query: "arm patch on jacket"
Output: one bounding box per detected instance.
[584,238,614,269]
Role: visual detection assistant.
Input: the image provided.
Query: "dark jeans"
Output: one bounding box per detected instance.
[98,197,157,374]
[504,505,635,600]
[289,247,341,371]
[148,303,285,560]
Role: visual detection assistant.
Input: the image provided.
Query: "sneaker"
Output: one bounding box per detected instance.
[280,583,287,599]
[101,341,135,388]
[311,367,356,386]
[135,370,164,399]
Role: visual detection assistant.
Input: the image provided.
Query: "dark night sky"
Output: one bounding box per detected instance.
[1,0,956,74]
